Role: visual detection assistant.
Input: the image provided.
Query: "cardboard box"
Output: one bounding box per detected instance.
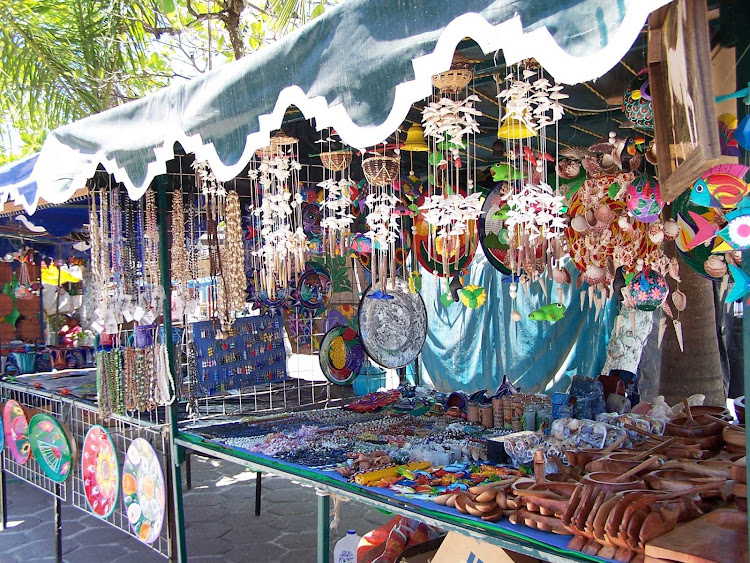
[432,532,541,563]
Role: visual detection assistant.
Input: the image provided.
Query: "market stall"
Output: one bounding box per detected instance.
[0,0,749,562]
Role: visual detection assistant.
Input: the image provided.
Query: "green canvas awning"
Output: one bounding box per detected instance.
[30,0,671,208]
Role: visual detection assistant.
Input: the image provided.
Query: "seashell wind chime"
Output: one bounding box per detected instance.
[317,132,355,258]
[494,60,568,319]
[416,52,483,304]
[248,132,307,302]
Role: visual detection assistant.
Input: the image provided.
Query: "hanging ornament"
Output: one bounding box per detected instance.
[622,69,653,130]
[628,269,669,311]
[626,173,663,223]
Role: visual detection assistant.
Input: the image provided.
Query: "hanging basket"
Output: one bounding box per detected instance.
[432,52,473,93]
[319,150,353,172]
[362,156,400,186]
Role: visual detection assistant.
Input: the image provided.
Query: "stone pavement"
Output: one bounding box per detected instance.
[0,454,392,562]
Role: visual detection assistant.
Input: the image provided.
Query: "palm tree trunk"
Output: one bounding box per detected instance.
[658,243,726,406]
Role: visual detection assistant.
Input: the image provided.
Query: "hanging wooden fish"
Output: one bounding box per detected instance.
[491,163,521,182]
[726,264,750,303]
[689,164,750,210]
[687,208,750,251]
[459,285,486,309]
[528,303,566,322]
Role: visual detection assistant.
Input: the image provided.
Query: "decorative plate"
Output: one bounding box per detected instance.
[3,400,30,464]
[287,261,333,317]
[122,438,166,544]
[414,211,477,277]
[82,425,119,518]
[672,189,723,281]
[478,183,513,275]
[358,278,427,369]
[319,326,365,385]
[28,413,74,483]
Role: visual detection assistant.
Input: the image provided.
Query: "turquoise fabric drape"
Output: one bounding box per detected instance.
[419,248,614,394]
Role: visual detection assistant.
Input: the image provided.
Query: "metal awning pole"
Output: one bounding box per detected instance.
[156,176,188,562]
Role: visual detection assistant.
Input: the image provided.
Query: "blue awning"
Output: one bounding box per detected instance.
[0,154,40,213]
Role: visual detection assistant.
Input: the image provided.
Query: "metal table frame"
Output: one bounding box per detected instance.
[174,431,607,563]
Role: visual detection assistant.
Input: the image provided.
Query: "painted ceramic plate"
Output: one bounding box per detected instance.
[122,438,165,544]
[319,326,364,385]
[478,183,513,275]
[28,413,74,483]
[358,278,427,369]
[414,211,477,277]
[82,425,119,518]
[3,400,30,464]
[291,262,333,316]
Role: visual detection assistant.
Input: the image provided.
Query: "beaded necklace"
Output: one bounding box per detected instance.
[124,347,137,411]
[97,351,112,417]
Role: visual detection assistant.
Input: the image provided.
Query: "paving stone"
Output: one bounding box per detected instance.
[185,519,232,542]
[285,547,318,562]
[7,539,59,559]
[266,500,316,517]
[262,486,314,504]
[70,523,138,546]
[221,521,283,544]
[183,504,230,522]
[272,530,317,550]
[225,541,288,563]
[184,537,233,557]
[183,491,226,508]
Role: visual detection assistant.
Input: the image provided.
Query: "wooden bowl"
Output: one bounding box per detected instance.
[723,425,746,449]
[692,433,724,450]
[581,472,646,493]
[667,415,724,438]
[643,469,724,494]
[686,406,732,421]
[565,449,606,468]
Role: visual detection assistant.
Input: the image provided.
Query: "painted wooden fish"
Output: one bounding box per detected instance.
[687,208,750,251]
[528,302,566,322]
[726,264,750,303]
[689,164,750,209]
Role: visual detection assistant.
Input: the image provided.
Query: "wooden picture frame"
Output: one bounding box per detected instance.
[648,0,723,203]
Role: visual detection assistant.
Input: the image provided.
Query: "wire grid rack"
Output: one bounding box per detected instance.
[0,380,172,559]
[1,382,68,500]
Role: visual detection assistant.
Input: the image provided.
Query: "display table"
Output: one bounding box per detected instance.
[176,429,611,563]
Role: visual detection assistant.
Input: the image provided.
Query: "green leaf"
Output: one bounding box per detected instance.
[311,2,325,18]
[160,0,176,14]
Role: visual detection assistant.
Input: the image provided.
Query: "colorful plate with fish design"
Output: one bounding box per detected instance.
[319,326,364,385]
[3,400,30,464]
[82,425,119,518]
[671,189,721,280]
[28,413,74,483]
[358,278,427,369]
[122,438,166,544]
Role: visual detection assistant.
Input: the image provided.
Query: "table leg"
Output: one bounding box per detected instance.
[316,489,330,563]
[255,472,261,516]
[185,451,192,491]
[54,485,62,563]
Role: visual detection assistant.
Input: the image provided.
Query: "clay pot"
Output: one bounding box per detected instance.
[581,472,645,493]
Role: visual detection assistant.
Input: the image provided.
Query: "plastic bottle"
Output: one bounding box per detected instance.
[333,530,361,563]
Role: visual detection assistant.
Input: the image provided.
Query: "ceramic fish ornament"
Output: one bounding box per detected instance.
[491,163,522,182]
[460,285,487,309]
[408,271,422,294]
[689,164,750,209]
[625,174,663,223]
[528,303,566,322]
[726,264,750,303]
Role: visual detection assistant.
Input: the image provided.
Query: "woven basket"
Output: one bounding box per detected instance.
[362,156,399,186]
[319,150,353,172]
[432,52,473,93]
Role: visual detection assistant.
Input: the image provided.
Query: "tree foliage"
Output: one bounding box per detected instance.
[0,0,339,159]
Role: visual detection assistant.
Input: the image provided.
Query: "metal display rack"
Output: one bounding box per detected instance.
[0,380,173,561]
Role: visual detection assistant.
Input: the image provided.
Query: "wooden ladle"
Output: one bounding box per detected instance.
[683,398,699,427]
[614,456,661,483]
[705,414,744,431]
[631,438,674,461]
